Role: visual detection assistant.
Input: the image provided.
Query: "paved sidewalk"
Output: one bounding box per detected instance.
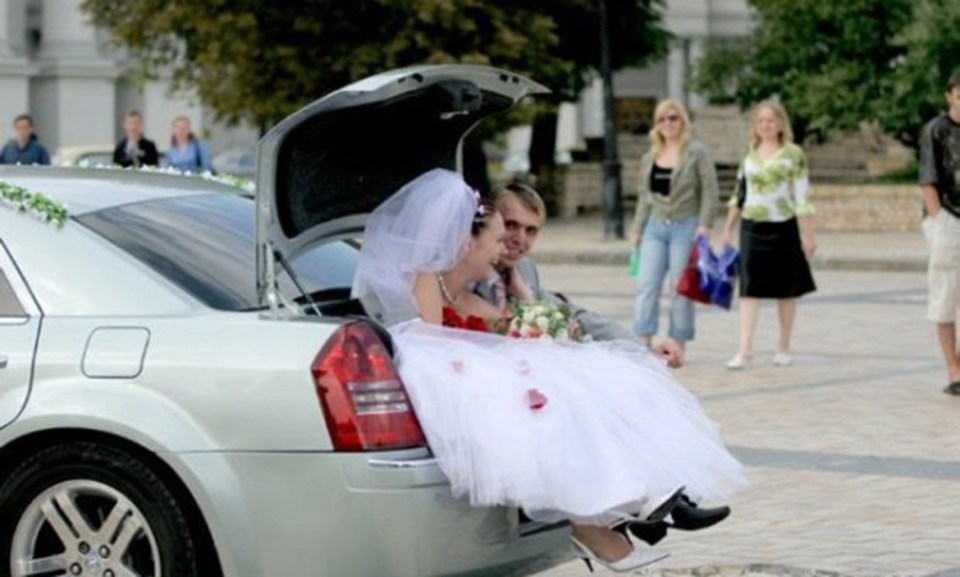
[531,217,927,272]
[528,264,958,577]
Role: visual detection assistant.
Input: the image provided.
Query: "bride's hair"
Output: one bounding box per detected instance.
[472,198,496,236]
[353,168,488,324]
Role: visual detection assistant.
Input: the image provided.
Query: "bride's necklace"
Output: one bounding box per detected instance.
[436,274,460,305]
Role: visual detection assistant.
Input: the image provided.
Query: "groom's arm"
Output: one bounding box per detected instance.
[524,258,681,367]
[520,257,632,341]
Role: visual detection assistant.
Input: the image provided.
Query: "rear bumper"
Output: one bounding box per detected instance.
[173,449,570,577]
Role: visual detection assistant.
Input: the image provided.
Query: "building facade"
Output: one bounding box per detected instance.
[0,0,256,160]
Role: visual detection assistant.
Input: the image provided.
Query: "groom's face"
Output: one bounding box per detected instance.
[496,194,544,269]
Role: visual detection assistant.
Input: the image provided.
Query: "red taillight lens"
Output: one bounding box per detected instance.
[312,321,426,451]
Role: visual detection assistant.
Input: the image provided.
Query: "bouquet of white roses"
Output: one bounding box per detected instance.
[500,299,585,342]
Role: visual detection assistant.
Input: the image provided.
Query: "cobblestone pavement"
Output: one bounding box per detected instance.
[529,265,959,577]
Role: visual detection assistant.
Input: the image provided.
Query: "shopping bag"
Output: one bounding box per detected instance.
[676,237,712,304]
[710,244,739,310]
[678,236,739,309]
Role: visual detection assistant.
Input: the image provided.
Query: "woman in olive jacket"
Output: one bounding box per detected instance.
[629,99,720,360]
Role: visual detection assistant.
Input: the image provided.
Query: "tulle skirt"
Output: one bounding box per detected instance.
[391,321,746,525]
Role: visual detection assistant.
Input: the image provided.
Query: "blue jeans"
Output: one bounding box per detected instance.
[633,215,698,342]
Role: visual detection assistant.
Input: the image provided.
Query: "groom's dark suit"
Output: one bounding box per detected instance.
[476,257,634,342]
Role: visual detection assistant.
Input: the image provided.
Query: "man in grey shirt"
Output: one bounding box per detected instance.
[478,183,683,364]
[919,69,960,395]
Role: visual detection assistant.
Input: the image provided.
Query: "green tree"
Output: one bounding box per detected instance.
[82,0,668,129]
[886,0,960,147]
[692,0,914,143]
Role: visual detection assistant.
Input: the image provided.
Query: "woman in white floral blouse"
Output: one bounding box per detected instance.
[720,101,816,369]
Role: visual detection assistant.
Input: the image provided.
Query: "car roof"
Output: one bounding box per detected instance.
[0,166,246,216]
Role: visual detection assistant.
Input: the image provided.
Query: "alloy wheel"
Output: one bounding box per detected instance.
[11,479,161,577]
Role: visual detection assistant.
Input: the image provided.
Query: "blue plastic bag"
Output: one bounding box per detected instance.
[692,236,738,310]
[711,244,739,310]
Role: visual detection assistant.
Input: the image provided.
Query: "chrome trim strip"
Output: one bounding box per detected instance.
[367,457,438,469]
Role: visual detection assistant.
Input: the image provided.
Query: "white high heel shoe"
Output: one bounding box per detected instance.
[725,353,752,370]
[570,534,670,573]
[773,351,792,366]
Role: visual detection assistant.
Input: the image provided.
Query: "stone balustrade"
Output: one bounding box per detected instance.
[557,171,922,233]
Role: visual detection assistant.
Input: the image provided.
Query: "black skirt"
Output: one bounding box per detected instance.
[739,218,816,298]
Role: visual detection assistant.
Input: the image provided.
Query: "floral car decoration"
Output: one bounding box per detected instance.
[0,180,68,227]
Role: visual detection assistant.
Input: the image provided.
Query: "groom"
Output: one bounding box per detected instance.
[479,182,730,543]
[479,182,683,363]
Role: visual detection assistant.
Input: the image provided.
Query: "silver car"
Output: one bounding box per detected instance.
[0,65,568,577]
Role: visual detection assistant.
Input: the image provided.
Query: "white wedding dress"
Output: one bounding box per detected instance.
[390,320,745,524]
[353,168,746,525]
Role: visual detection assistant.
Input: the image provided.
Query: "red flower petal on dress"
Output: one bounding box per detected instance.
[452,360,464,373]
[527,388,548,411]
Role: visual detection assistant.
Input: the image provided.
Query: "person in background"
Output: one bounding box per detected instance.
[166,115,213,173]
[720,100,816,370]
[0,114,50,165]
[919,69,960,396]
[628,99,720,363]
[113,110,159,168]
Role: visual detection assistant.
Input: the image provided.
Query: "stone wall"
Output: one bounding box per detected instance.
[810,184,921,232]
[557,175,922,233]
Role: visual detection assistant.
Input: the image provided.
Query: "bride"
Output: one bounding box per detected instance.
[352,168,745,572]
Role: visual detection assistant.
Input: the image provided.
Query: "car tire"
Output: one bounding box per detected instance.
[0,441,203,577]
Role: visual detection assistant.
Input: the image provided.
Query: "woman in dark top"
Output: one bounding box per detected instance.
[629,99,720,361]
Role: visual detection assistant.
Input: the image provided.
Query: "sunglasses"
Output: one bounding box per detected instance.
[657,114,681,125]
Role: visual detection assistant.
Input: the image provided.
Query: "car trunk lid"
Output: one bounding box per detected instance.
[255,64,548,312]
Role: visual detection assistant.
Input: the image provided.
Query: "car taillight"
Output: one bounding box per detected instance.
[312,321,426,451]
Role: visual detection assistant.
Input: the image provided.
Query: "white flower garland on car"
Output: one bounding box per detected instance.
[0,180,68,227]
[0,163,256,228]
[75,161,256,194]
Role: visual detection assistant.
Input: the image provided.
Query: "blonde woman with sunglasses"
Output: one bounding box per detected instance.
[629,100,720,361]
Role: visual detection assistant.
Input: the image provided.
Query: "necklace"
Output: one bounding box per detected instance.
[436,274,459,305]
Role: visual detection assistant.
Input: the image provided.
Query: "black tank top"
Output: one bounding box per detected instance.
[650,163,672,197]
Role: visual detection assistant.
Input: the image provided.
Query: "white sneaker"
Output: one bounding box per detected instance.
[773,352,792,366]
[725,354,752,370]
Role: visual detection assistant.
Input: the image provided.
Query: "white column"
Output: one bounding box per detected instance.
[31,0,119,151]
[687,37,707,112]
[579,77,604,140]
[0,0,35,120]
[666,41,686,104]
[35,0,105,61]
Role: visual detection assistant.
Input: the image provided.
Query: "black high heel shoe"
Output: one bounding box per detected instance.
[613,492,731,546]
[608,486,684,546]
[612,519,668,546]
[637,486,685,524]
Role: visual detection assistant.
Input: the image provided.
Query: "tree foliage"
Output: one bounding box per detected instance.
[885,0,960,146]
[81,0,669,129]
[693,0,920,144]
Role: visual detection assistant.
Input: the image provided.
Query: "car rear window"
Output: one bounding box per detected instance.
[76,194,358,311]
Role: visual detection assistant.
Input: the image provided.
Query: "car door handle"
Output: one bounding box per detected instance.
[0,353,8,369]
